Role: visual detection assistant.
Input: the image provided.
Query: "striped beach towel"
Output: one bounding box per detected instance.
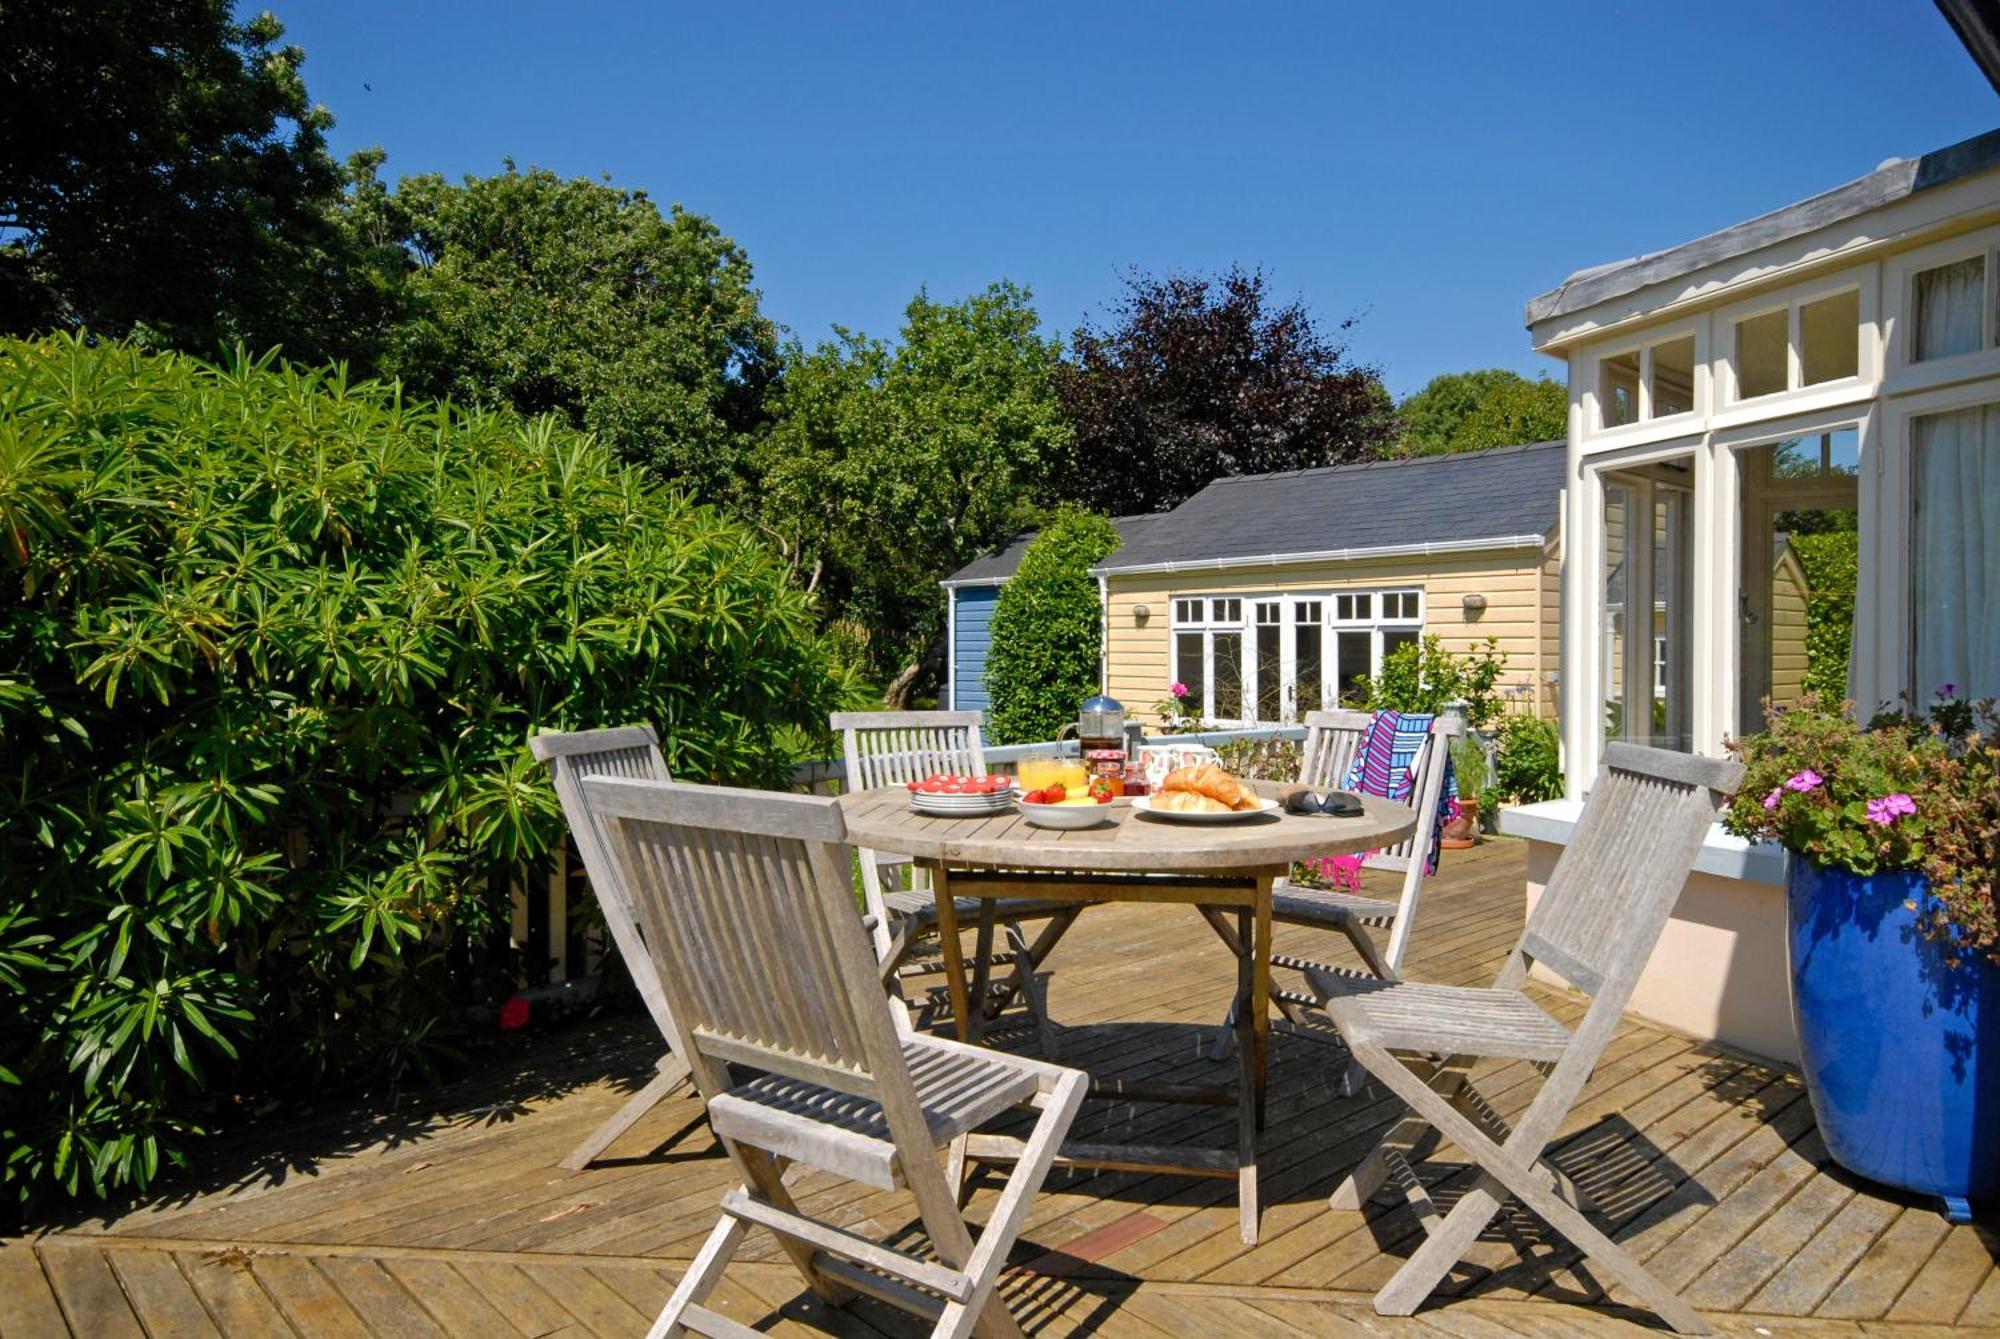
[1340,710,1458,875]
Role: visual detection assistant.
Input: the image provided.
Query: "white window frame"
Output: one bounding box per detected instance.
[1712,272,1879,429]
[1883,226,2000,394]
[1171,588,1428,725]
[1170,597,1251,726]
[1587,320,1705,437]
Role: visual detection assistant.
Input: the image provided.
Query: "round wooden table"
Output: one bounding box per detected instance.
[838,785,1416,1244]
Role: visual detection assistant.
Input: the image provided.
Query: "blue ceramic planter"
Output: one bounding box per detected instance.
[1785,859,2000,1221]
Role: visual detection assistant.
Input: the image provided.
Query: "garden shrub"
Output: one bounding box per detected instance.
[1363,634,1507,728]
[983,508,1120,744]
[1493,714,1563,804]
[0,335,841,1208]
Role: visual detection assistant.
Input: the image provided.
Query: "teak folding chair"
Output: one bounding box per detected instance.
[580,775,1088,1339]
[529,725,695,1172]
[1211,710,1460,1060]
[834,710,1080,1048]
[1317,742,1743,1335]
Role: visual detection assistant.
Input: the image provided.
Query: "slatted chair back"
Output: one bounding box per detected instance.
[833,710,988,957]
[528,726,680,1048]
[1513,743,1744,1010]
[1297,708,1464,967]
[832,709,988,791]
[579,776,917,1113]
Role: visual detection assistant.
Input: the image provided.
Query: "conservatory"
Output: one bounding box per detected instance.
[1504,128,2000,1062]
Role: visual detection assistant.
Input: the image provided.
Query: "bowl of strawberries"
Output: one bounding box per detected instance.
[1017,779,1116,829]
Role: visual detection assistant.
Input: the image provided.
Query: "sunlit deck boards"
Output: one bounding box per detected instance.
[12,840,1999,1336]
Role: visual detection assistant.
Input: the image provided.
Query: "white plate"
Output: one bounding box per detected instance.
[909,794,1015,817]
[1130,795,1281,824]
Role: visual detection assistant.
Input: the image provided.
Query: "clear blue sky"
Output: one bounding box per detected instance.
[277,1,1996,398]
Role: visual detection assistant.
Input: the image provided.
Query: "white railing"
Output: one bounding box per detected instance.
[790,723,1308,790]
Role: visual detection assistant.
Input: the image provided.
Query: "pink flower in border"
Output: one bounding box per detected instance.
[1937,683,1958,699]
[1169,681,1189,698]
[1762,787,1783,811]
[1864,793,1916,826]
[1784,769,1824,793]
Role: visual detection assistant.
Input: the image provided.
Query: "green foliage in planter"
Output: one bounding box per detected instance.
[1451,734,1490,805]
[983,508,1120,744]
[1213,737,1300,782]
[1363,634,1507,729]
[1724,691,1997,966]
[0,335,842,1206]
[1493,714,1563,804]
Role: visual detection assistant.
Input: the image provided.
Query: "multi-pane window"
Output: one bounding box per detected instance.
[1170,589,1425,723]
[1597,334,1697,429]
[1730,288,1862,401]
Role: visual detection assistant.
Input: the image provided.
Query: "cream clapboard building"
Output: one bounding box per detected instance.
[1505,127,2000,1062]
[1091,442,1568,727]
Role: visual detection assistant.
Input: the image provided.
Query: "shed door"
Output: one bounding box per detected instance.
[952,585,1002,713]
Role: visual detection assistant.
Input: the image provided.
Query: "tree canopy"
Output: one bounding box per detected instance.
[1052,267,1395,514]
[984,509,1123,744]
[347,162,780,501]
[1396,368,1567,456]
[750,283,1071,704]
[0,2,379,364]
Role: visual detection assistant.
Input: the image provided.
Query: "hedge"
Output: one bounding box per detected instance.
[0,335,840,1207]
[982,508,1121,744]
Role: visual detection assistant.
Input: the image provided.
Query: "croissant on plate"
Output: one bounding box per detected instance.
[1151,789,1233,814]
[1161,763,1260,811]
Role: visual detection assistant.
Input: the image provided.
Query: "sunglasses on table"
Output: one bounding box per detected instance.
[1280,786,1365,818]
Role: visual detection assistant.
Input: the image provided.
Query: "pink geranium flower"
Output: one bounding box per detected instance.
[1864,793,1916,825]
[1784,769,1824,792]
[1169,681,1189,698]
[1762,787,1783,811]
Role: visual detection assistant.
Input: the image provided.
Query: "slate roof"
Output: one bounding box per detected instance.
[1092,441,1566,575]
[942,513,1168,586]
[1525,127,2000,329]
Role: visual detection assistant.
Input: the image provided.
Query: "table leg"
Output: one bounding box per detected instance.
[1235,904,1259,1245]
[928,861,973,1043]
[1252,874,1273,1131]
[969,900,997,1041]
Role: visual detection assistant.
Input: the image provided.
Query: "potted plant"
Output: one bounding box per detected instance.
[1153,681,1198,734]
[1724,689,1998,1221]
[1441,733,1488,848]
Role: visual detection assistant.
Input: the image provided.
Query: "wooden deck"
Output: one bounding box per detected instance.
[9,839,1997,1337]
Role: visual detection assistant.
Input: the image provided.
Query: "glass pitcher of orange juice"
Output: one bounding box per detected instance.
[1016,751,1062,793]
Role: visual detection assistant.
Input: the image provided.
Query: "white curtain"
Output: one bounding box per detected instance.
[1913,404,2000,703]
[1913,258,1985,362]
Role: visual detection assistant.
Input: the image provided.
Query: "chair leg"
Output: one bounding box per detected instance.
[648,1215,745,1339]
[932,1074,1088,1339]
[1327,1054,1471,1210]
[560,1051,693,1171]
[1003,924,1060,1060]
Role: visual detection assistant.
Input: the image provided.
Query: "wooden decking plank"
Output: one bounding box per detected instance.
[515,1258,652,1335]
[1880,1222,2000,1324]
[1815,1209,1952,1320]
[450,1258,596,1337]
[36,1245,145,1339]
[1681,1164,1854,1311]
[1745,1193,1903,1317]
[379,1256,526,1336]
[250,1252,376,1339]
[0,1243,74,1339]
[311,1256,446,1337]
[1957,1262,2000,1328]
[1643,1129,1832,1293]
[103,1248,222,1338]
[173,1250,301,1337]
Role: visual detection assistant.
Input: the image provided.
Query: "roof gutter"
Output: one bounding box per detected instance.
[1090,533,1548,579]
[938,576,1006,590]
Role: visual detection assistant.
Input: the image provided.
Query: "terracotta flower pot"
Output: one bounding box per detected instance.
[1440,797,1480,849]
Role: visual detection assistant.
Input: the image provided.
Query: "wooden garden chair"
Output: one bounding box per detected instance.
[530,725,696,1171]
[578,774,1088,1339]
[834,710,1080,1049]
[1210,709,1460,1059]
[1317,743,1742,1335]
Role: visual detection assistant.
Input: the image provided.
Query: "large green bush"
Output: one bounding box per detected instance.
[0,335,840,1207]
[1363,634,1507,729]
[982,509,1121,744]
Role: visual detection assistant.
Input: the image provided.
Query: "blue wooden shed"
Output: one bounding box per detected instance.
[941,516,1159,713]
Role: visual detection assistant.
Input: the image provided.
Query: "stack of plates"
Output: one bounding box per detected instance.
[908,785,1016,818]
